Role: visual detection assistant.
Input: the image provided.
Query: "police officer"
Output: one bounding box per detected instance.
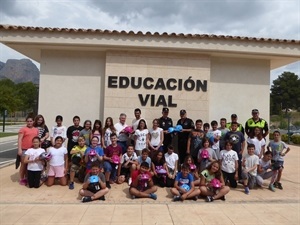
[158,108,173,153]
[226,114,245,135]
[176,109,194,164]
[245,109,269,138]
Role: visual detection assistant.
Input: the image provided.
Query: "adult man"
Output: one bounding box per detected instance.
[226,114,245,135]
[131,108,147,145]
[158,108,173,153]
[176,109,194,164]
[67,116,83,160]
[114,113,129,154]
[245,109,269,138]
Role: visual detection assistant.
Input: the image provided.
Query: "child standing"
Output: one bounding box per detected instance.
[129,162,158,200]
[90,120,103,147]
[218,118,230,150]
[247,127,266,158]
[47,136,68,186]
[198,138,218,172]
[117,145,138,185]
[186,128,203,164]
[241,144,259,194]
[102,117,116,149]
[24,137,45,188]
[80,120,92,147]
[256,150,278,192]
[219,141,238,188]
[151,151,167,187]
[200,161,230,202]
[148,119,164,154]
[80,161,109,202]
[69,136,87,189]
[134,119,149,156]
[50,115,67,146]
[164,145,178,187]
[208,120,221,158]
[267,131,290,190]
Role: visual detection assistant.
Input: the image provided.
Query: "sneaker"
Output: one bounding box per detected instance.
[99,196,106,201]
[19,179,27,186]
[128,178,132,186]
[131,195,136,199]
[173,195,181,202]
[106,181,111,189]
[149,193,157,200]
[269,184,275,192]
[81,196,92,203]
[277,182,283,190]
[206,196,214,202]
[244,187,250,195]
[69,182,74,190]
[193,196,198,201]
[274,181,278,188]
[220,195,226,201]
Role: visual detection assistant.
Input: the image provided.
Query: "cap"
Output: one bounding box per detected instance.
[231,114,237,118]
[162,107,169,113]
[252,109,259,113]
[180,109,186,115]
[140,162,150,168]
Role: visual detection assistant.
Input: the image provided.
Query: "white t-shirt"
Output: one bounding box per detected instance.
[207,129,221,150]
[50,125,67,139]
[114,122,129,142]
[258,158,271,176]
[247,137,266,156]
[134,129,149,151]
[48,146,67,166]
[219,150,238,173]
[103,128,113,147]
[120,152,138,164]
[149,127,163,147]
[164,152,179,170]
[243,154,259,176]
[25,148,45,171]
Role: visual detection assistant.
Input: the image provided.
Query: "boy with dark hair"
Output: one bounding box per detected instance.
[79,161,109,202]
[67,116,83,160]
[129,162,158,200]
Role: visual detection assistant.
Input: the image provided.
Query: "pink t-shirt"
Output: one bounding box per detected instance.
[19,126,39,150]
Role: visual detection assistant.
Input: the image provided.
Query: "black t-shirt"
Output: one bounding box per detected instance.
[159,117,173,131]
[36,125,49,139]
[67,125,83,151]
[177,118,194,140]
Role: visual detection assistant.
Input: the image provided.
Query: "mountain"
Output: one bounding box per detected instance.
[0,59,40,84]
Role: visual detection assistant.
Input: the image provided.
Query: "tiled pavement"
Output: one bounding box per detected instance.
[0,141,299,225]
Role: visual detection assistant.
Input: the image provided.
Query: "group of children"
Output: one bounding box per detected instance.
[21,113,290,203]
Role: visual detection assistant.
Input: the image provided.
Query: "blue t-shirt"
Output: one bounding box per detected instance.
[84,146,104,169]
[175,172,194,188]
[137,156,151,166]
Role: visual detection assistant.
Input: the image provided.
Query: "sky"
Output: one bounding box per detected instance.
[0,0,299,84]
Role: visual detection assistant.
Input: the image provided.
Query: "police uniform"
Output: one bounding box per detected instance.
[245,118,268,137]
[177,118,194,163]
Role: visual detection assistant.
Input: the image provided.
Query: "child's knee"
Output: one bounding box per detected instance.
[79,189,85,196]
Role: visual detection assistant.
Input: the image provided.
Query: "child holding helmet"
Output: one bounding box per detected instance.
[84,136,104,174]
[183,155,200,186]
[80,161,109,203]
[24,137,45,188]
[200,161,230,202]
[151,150,167,187]
[129,161,158,200]
[47,136,68,186]
[197,138,218,172]
[171,164,201,202]
[103,133,122,189]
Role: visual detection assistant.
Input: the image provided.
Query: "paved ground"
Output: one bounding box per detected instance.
[0,137,299,225]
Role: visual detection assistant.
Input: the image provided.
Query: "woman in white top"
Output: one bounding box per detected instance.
[134,119,149,156]
[148,119,164,154]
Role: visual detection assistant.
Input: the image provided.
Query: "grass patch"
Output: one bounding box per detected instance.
[0,132,18,138]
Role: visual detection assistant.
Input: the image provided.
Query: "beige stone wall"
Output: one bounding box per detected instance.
[103,51,210,125]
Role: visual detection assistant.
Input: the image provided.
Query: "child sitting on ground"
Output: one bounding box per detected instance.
[69,136,87,189]
[219,141,238,188]
[84,136,104,174]
[117,145,138,185]
[183,155,200,186]
[199,161,230,202]
[80,161,109,202]
[171,164,201,202]
[198,138,218,172]
[164,145,178,187]
[242,144,259,194]
[137,148,152,169]
[267,130,290,190]
[151,150,167,187]
[256,150,278,192]
[129,162,158,200]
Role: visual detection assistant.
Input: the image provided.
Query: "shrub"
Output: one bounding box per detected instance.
[269,133,274,140]
[291,135,300,144]
[281,134,289,142]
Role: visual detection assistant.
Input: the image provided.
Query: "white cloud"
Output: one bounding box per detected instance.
[0,0,299,81]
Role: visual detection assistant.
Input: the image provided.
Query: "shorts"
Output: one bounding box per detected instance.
[70,164,80,172]
[271,160,284,170]
[48,165,65,178]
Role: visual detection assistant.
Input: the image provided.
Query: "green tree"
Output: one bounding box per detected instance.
[270,72,300,114]
[15,82,38,112]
